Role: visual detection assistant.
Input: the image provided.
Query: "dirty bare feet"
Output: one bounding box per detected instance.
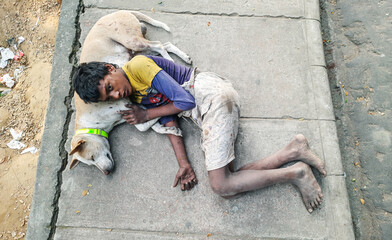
[291,162,323,213]
[288,134,327,176]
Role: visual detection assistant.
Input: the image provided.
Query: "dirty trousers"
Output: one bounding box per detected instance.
[181,72,240,171]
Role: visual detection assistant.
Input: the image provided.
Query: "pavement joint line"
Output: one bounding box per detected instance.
[47,1,84,239]
[310,64,327,68]
[54,225,317,240]
[326,174,345,177]
[83,5,321,21]
[239,117,336,122]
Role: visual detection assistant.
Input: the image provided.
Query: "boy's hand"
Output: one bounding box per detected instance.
[173,165,198,191]
[120,104,149,124]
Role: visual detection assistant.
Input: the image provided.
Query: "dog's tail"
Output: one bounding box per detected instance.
[130,11,171,32]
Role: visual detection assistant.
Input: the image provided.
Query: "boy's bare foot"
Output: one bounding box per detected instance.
[288,134,327,176]
[291,162,323,213]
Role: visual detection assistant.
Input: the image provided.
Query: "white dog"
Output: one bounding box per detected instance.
[69,11,188,175]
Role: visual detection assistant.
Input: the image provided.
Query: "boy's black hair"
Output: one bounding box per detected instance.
[72,62,118,103]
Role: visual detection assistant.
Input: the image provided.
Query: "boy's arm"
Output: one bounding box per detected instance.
[165,120,197,191]
[120,102,181,125]
[121,105,198,191]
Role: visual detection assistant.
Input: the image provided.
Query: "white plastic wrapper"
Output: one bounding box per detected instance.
[10,128,23,141]
[14,66,24,80]
[0,47,15,68]
[7,139,26,150]
[21,147,38,154]
[7,128,25,150]
[18,36,25,45]
[1,74,15,88]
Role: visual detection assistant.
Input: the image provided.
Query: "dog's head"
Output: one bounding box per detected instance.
[69,134,114,175]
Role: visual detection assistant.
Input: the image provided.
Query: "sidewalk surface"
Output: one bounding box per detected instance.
[27,1,355,239]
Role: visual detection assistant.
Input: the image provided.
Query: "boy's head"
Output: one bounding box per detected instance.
[74,61,131,103]
[73,62,112,103]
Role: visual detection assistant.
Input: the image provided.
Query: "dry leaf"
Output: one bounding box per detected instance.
[82,190,89,196]
[76,210,81,214]
[207,22,211,26]
[360,199,365,204]
[87,184,92,187]
[207,233,212,237]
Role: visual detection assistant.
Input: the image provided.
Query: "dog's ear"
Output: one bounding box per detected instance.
[69,157,80,170]
[69,139,85,155]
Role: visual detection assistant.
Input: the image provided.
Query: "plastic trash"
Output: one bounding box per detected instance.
[1,74,15,88]
[0,47,15,68]
[0,89,11,96]
[21,147,38,154]
[7,128,25,150]
[7,139,26,149]
[17,36,25,45]
[14,66,24,80]
[10,128,23,141]
[14,50,23,61]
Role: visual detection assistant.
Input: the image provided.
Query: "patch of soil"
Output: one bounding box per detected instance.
[0,0,60,239]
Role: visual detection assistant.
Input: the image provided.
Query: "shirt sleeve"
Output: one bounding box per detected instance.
[151,70,196,111]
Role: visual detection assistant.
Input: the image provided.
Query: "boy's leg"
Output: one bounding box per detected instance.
[239,134,327,176]
[208,162,323,213]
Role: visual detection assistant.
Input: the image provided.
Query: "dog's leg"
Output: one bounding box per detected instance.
[130,11,171,32]
[163,42,192,64]
[147,41,174,61]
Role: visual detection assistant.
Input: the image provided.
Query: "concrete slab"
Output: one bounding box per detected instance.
[56,119,347,239]
[79,9,332,120]
[84,0,320,20]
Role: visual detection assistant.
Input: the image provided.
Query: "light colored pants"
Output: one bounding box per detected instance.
[181,71,240,171]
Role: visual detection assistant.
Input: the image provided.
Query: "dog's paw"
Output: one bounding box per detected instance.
[183,55,192,65]
[162,24,171,32]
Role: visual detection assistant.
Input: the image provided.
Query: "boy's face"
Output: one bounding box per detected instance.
[97,64,132,101]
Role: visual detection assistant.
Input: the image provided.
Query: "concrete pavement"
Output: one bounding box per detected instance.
[27,0,355,239]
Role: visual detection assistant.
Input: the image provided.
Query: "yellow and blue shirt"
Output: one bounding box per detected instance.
[121,55,195,124]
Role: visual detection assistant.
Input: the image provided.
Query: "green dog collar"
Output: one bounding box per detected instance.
[75,128,109,139]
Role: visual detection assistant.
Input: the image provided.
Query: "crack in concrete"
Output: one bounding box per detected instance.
[47,1,85,239]
[84,5,319,21]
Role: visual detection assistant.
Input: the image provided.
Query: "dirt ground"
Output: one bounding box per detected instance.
[0,0,60,239]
